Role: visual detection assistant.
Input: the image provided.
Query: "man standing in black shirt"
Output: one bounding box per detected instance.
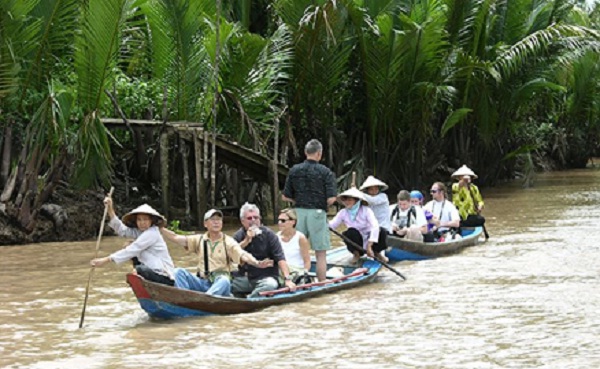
[282,139,337,281]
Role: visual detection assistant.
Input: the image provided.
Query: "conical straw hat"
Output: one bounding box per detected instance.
[359,175,388,191]
[451,165,478,179]
[338,187,369,205]
[122,204,167,227]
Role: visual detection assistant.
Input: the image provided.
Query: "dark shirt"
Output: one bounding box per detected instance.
[283,159,337,210]
[233,226,286,281]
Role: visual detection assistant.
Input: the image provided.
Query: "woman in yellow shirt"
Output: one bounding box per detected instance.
[451,165,486,229]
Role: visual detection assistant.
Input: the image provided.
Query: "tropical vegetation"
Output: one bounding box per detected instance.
[1,0,599,232]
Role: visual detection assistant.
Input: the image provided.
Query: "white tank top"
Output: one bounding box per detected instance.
[277,231,305,269]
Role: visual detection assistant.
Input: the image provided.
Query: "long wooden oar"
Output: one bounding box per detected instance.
[79,186,114,328]
[329,227,406,280]
[481,224,489,240]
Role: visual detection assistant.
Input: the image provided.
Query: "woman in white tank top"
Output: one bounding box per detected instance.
[277,208,311,272]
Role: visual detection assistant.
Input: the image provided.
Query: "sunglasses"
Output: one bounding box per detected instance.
[278,218,290,223]
[430,189,439,193]
[245,215,260,221]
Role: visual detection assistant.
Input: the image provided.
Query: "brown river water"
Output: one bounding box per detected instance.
[1,169,599,369]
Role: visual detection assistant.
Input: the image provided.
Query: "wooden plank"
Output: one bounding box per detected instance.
[101,118,203,127]
[259,268,368,297]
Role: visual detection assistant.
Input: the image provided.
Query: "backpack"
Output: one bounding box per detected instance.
[390,205,417,227]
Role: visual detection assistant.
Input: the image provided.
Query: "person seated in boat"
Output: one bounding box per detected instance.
[329,187,387,264]
[410,190,436,242]
[451,165,486,228]
[160,209,273,296]
[389,190,427,242]
[423,182,461,241]
[277,208,312,284]
[232,203,296,298]
[90,198,175,286]
[359,175,392,233]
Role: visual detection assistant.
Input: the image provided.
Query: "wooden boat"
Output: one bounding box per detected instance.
[386,226,483,261]
[126,247,381,319]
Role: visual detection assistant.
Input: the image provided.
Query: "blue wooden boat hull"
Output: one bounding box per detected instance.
[127,248,381,319]
[386,227,483,262]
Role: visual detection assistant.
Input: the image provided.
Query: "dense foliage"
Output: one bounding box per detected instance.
[1,0,599,231]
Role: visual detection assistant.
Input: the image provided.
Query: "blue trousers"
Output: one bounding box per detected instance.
[173,268,231,296]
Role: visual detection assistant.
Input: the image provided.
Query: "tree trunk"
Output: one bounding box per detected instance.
[1,124,12,186]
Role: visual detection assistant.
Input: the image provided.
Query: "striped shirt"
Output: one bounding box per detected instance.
[283,160,337,210]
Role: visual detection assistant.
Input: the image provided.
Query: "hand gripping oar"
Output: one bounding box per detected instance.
[79,186,114,328]
[329,227,406,280]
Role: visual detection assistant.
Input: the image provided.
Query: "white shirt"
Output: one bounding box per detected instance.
[108,217,175,278]
[424,199,460,232]
[363,193,391,231]
[277,231,305,269]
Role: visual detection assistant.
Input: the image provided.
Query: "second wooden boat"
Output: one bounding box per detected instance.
[386,227,483,261]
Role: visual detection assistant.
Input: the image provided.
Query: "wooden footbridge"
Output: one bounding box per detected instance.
[102,118,289,225]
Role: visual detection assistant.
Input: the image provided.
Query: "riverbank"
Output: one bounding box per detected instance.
[1,159,597,246]
[0,187,109,245]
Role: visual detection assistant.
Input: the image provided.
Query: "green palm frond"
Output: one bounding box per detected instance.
[0,0,39,99]
[75,0,138,112]
[142,0,213,120]
[24,80,73,159]
[566,50,600,122]
[509,78,565,111]
[21,0,79,95]
[73,0,138,187]
[441,107,472,137]
[224,23,293,142]
[273,0,318,32]
[291,1,354,128]
[493,23,593,79]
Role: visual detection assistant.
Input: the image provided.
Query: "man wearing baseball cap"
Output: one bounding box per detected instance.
[161,208,273,296]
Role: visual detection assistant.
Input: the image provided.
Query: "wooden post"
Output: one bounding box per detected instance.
[194,130,204,226]
[160,131,170,220]
[210,0,222,208]
[180,132,191,223]
[211,132,217,208]
[122,158,129,202]
[271,116,280,223]
[201,130,209,214]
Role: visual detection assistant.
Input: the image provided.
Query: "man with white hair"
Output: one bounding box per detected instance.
[232,203,296,298]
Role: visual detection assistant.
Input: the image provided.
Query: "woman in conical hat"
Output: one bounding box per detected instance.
[328,187,388,263]
[451,164,486,228]
[360,175,391,233]
[451,164,478,180]
[90,197,175,286]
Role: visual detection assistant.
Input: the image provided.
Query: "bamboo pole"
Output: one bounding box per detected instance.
[79,186,115,328]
